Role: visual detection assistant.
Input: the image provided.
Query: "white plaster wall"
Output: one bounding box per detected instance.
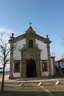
[13,39,26,60]
[36,39,48,60]
[13,73,20,77]
[42,72,49,76]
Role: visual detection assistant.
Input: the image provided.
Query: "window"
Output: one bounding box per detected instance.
[28,40,33,48]
[14,60,20,72]
[42,63,47,71]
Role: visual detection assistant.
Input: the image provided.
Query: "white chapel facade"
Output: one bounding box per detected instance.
[9,26,56,78]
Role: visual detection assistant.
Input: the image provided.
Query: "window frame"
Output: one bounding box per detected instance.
[42,62,47,72]
[14,60,20,73]
[28,39,33,48]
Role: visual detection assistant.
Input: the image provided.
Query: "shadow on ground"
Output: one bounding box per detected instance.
[0,91,64,96]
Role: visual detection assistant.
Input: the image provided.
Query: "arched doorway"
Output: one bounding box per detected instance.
[26,59,36,77]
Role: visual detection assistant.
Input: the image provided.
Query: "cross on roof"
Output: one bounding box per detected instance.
[29,22,32,27]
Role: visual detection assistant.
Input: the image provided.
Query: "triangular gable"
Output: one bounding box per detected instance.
[11,26,51,44]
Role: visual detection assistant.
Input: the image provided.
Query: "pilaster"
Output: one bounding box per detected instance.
[51,56,56,76]
[36,53,41,77]
[9,33,14,79]
[47,44,51,77]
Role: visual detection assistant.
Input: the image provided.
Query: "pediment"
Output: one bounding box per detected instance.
[11,26,51,44]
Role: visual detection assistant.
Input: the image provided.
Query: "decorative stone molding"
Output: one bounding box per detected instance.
[12,27,51,44]
[20,45,41,78]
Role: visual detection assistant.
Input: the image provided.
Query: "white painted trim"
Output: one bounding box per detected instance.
[13,73,20,77]
[42,72,49,76]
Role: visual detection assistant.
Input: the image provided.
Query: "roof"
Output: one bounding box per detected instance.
[56,58,64,62]
[9,26,51,44]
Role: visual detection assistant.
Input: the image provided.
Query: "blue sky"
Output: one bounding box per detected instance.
[0,0,64,60]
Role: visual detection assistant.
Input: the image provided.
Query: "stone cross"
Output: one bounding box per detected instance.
[29,22,32,27]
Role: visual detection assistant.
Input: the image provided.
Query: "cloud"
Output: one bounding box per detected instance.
[0,28,13,36]
[0,28,16,43]
[55,55,61,61]
[0,28,12,33]
[55,52,64,61]
[0,27,21,38]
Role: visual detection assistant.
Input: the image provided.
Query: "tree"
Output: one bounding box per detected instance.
[0,32,10,92]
